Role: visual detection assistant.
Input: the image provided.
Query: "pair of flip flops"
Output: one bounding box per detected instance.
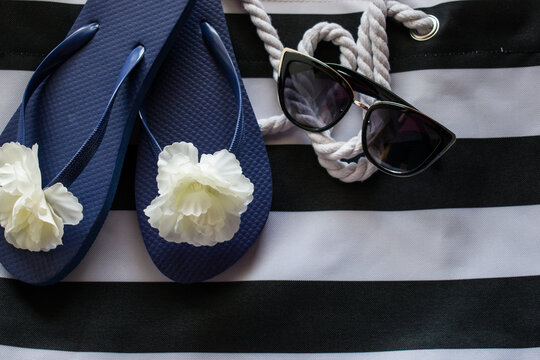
[0,0,272,285]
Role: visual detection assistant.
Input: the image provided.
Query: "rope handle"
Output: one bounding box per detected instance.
[242,0,439,182]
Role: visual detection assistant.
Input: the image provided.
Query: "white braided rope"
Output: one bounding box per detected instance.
[296,22,379,182]
[242,0,434,182]
[297,22,358,69]
[387,0,435,33]
[242,0,283,81]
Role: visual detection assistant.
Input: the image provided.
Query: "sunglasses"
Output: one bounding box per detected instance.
[277,48,456,177]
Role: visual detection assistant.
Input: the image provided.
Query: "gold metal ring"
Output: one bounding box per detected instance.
[410,15,439,41]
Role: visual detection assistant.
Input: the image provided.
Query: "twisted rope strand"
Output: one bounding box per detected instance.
[297,22,358,69]
[366,0,391,87]
[387,0,434,34]
[242,0,283,79]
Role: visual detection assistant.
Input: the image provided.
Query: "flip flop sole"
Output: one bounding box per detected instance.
[136,0,273,283]
[0,0,197,285]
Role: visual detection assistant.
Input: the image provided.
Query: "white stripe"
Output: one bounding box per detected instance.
[4,66,540,142]
[0,71,31,133]
[15,0,467,14]
[1,345,540,360]
[244,66,540,144]
[16,0,86,4]
[1,206,539,282]
[228,0,468,14]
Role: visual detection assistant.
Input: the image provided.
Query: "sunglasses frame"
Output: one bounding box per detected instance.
[277,48,456,177]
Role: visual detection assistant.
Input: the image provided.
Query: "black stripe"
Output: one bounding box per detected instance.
[0,1,81,71]
[111,137,540,211]
[0,277,538,352]
[1,0,539,75]
[230,0,540,77]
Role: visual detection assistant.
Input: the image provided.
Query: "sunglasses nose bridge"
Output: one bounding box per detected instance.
[353,100,369,111]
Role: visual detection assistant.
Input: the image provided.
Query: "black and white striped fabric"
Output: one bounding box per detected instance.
[0,0,539,358]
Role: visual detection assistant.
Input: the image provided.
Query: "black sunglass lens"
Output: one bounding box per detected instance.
[282,61,351,130]
[365,107,442,173]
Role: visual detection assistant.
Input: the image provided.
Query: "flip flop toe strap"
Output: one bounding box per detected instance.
[18,23,146,189]
[18,23,100,144]
[140,22,245,155]
[200,21,244,154]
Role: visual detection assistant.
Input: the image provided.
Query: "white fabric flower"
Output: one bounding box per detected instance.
[0,142,83,252]
[144,142,254,247]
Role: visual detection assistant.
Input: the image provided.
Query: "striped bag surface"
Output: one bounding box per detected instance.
[0,0,538,358]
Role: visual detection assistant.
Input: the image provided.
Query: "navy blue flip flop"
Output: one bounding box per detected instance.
[135,0,273,283]
[0,0,197,285]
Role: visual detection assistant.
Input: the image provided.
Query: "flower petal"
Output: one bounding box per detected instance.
[216,213,242,244]
[200,149,243,180]
[4,193,64,252]
[155,142,200,192]
[44,183,83,225]
[173,216,205,245]
[158,142,198,167]
[0,190,18,228]
[192,197,226,228]
[0,142,42,194]
[173,182,214,217]
[199,150,254,197]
